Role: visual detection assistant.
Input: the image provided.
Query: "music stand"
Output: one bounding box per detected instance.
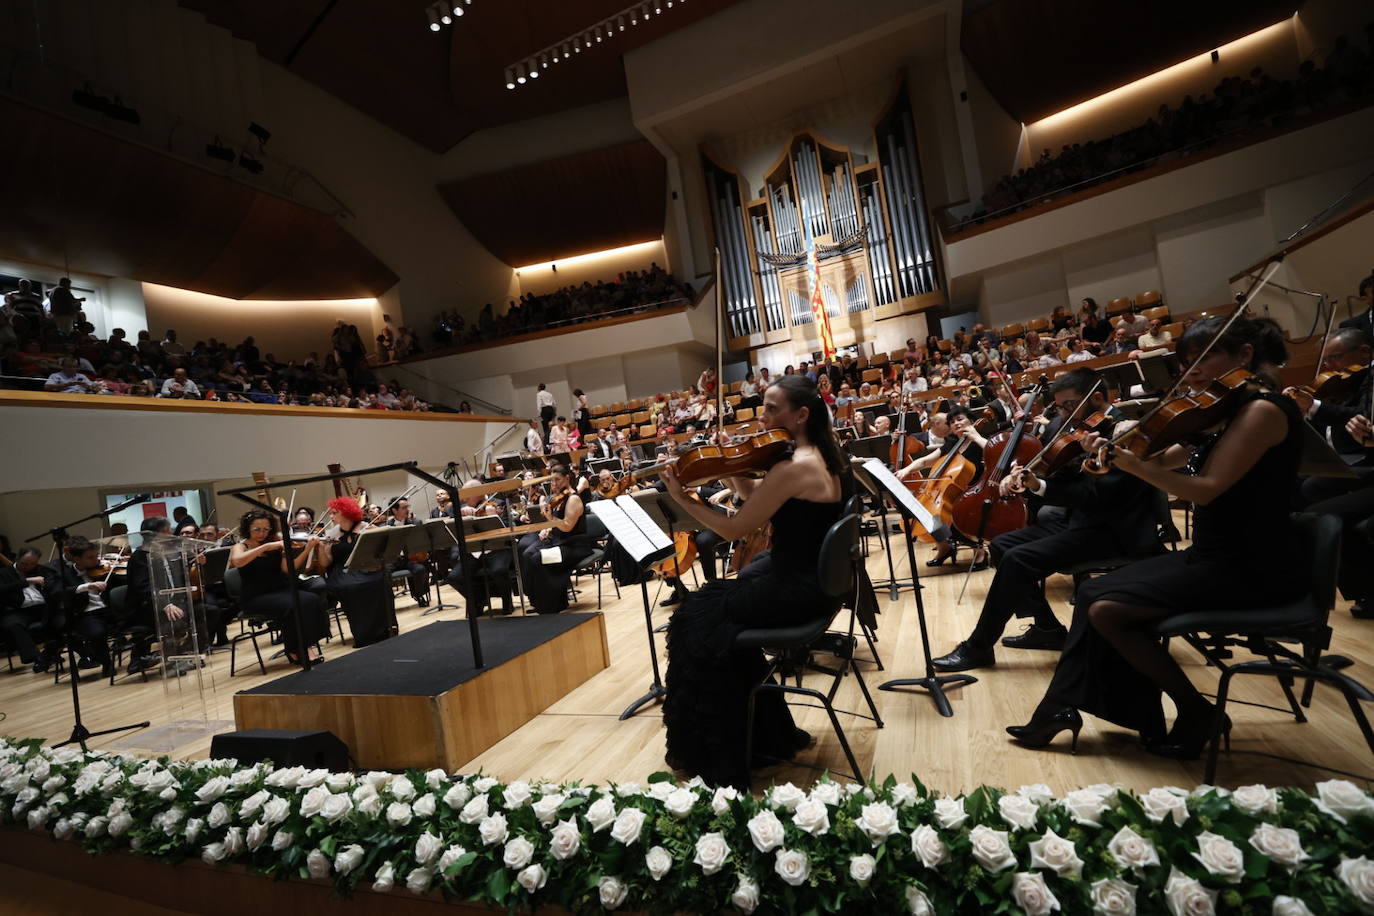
[589,495,675,720]
[345,528,394,573]
[858,458,976,717]
[589,458,621,476]
[846,439,914,601]
[420,519,462,616]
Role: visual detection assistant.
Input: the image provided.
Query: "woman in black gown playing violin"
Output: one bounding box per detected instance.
[1008,316,1306,758]
[659,375,850,788]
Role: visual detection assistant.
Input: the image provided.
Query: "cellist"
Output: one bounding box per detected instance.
[931,369,1161,673]
[894,406,990,568]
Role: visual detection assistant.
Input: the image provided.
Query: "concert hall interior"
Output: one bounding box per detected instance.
[4,0,1374,912]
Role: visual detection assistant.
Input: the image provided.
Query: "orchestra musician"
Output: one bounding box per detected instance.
[931,369,1163,672]
[894,406,990,569]
[431,488,455,519]
[228,510,329,667]
[445,480,515,616]
[515,464,594,614]
[658,375,850,788]
[0,546,56,671]
[1009,317,1306,759]
[321,497,396,647]
[47,535,116,677]
[383,497,430,607]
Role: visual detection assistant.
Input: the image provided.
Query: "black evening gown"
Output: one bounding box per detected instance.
[517,501,595,614]
[237,552,329,661]
[326,531,396,648]
[664,490,845,788]
[1039,391,1307,733]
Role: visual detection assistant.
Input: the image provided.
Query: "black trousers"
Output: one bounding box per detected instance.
[446,548,515,615]
[0,606,43,663]
[1300,474,1374,601]
[45,609,110,666]
[967,519,1138,650]
[391,557,429,601]
[540,405,556,446]
[517,533,593,614]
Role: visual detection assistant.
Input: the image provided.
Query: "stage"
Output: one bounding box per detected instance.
[232,614,609,771]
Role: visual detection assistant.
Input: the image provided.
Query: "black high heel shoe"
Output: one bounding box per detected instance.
[1146,708,1232,760]
[1006,707,1083,753]
[927,546,958,567]
[968,550,990,572]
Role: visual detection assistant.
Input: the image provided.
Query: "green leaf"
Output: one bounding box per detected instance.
[485,866,510,903]
[646,772,675,784]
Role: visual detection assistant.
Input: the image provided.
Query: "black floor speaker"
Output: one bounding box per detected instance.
[210,729,349,771]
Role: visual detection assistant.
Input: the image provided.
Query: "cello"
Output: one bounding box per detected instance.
[949,376,1046,544]
[903,408,996,542]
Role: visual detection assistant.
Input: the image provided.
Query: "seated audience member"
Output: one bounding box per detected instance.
[1103,326,1136,355]
[931,370,1163,671]
[47,535,116,677]
[1115,311,1150,341]
[159,367,201,399]
[1064,338,1094,363]
[45,357,102,393]
[1136,317,1173,349]
[1079,312,1110,349]
[0,547,56,670]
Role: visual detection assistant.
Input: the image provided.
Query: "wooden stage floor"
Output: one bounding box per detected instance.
[1,520,1371,795]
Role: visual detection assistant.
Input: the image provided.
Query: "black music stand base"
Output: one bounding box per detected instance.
[620,578,667,720]
[54,717,152,751]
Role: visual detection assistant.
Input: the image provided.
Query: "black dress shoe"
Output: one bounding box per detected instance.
[1002,624,1068,651]
[1352,599,1372,620]
[660,592,684,607]
[1006,706,1083,752]
[1146,708,1232,760]
[932,641,995,672]
[31,658,50,674]
[100,662,116,679]
[77,656,101,670]
[415,595,430,607]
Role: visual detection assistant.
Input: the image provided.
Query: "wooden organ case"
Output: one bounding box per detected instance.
[704,85,944,353]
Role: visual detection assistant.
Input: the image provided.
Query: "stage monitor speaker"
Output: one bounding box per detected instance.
[210,729,349,771]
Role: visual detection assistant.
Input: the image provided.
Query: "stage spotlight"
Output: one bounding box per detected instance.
[617,15,625,31]
[562,42,571,58]
[528,58,540,78]
[426,4,440,31]
[239,153,264,174]
[505,67,515,89]
[539,53,548,69]
[452,3,463,16]
[439,0,451,26]
[206,137,235,162]
[515,62,526,84]
[595,25,603,42]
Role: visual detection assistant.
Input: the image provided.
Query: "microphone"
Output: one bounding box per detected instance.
[108,493,153,513]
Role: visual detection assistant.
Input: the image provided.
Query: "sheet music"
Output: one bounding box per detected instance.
[588,497,673,565]
[862,457,940,533]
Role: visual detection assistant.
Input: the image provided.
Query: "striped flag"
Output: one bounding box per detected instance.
[806,243,836,361]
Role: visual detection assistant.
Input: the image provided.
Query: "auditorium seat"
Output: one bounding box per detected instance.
[938,339,953,353]
[861,368,882,383]
[1141,305,1169,322]
[888,349,906,364]
[736,407,754,421]
[1027,317,1050,333]
[1161,321,1184,339]
[610,401,626,414]
[1136,290,1163,310]
[855,356,869,369]
[726,394,742,407]
[1106,297,1133,317]
[631,410,650,425]
[1001,323,1024,339]
[639,424,656,439]
[594,417,612,430]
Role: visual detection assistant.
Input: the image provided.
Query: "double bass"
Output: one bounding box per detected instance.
[949,377,1046,544]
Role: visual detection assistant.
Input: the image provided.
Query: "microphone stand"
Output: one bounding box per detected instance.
[27,494,153,750]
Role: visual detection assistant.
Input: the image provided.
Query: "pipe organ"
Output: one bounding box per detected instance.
[704,86,943,352]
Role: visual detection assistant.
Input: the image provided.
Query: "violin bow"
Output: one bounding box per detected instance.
[1020,377,1104,474]
[713,246,725,442]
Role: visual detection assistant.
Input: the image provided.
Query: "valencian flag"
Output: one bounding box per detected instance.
[805,242,837,360]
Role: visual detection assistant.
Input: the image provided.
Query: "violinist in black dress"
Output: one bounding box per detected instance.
[659,375,849,788]
[229,510,329,666]
[1009,317,1306,758]
[322,497,396,647]
[516,465,594,614]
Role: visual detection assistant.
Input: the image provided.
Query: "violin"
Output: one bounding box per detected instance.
[671,428,794,487]
[1288,364,1369,404]
[1085,367,1259,473]
[1023,410,1114,479]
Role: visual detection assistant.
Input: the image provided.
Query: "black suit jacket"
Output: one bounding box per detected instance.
[0,564,55,615]
[46,561,110,626]
[1339,308,1374,342]
[1311,385,1372,458]
[1039,465,1162,557]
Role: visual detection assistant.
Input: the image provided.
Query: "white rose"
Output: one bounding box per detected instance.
[107,811,133,837]
[1018,784,1054,805]
[372,861,395,893]
[969,825,1016,874]
[1107,826,1160,871]
[472,776,498,793]
[1140,787,1190,826]
[598,875,629,910]
[159,787,177,801]
[424,769,446,791]
[1337,857,1374,910]
[1164,867,1217,916]
[386,802,413,827]
[932,796,967,830]
[805,782,839,808]
[246,820,269,850]
[1030,828,1083,878]
[502,781,533,809]
[201,841,227,864]
[195,776,230,804]
[515,863,547,894]
[333,843,364,875]
[300,786,330,819]
[53,818,74,840]
[266,766,304,789]
[184,817,204,844]
[711,786,739,815]
[478,812,508,845]
[443,782,472,810]
[459,794,489,824]
[413,830,444,866]
[849,852,876,887]
[386,776,415,802]
[774,848,810,886]
[1012,871,1061,916]
[436,844,467,873]
[297,769,329,789]
[503,835,535,869]
[327,772,356,793]
[1315,780,1374,824]
[1192,831,1244,884]
[906,885,934,916]
[747,810,785,852]
[1000,793,1040,830]
[770,782,806,810]
[645,781,674,801]
[615,782,642,797]
[792,797,831,836]
[891,782,919,807]
[1061,788,1109,826]
[645,845,672,881]
[261,796,290,825]
[26,807,49,831]
[84,816,107,838]
[223,826,244,856]
[693,832,729,875]
[405,866,433,895]
[357,792,383,817]
[321,792,353,823]
[858,801,900,846]
[664,787,697,819]
[1090,877,1138,916]
[529,793,563,827]
[731,876,760,914]
[238,789,270,819]
[271,829,294,851]
[1249,823,1308,871]
[307,848,331,880]
[910,825,949,869]
[610,807,646,846]
[1271,895,1316,916]
[41,775,66,794]
[415,793,438,818]
[549,818,581,860]
[585,795,617,832]
[1231,784,1280,816]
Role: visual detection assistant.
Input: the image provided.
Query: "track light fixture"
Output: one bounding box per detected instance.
[424,0,474,33]
[515,62,526,84]
[504,67,515,89]
[528,58,539,78]
[500,0,687,88]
